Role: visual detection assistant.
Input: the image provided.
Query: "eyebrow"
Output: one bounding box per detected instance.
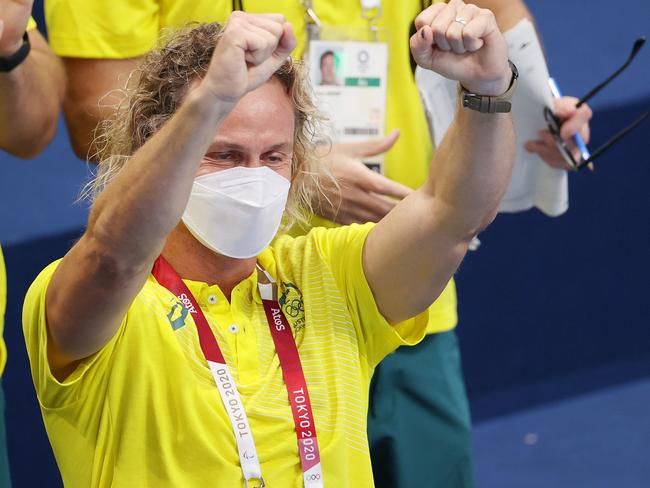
[208,141,294,153]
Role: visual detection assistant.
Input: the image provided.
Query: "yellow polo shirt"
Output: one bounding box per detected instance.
[45,0,457,334]
[23,223,428,487]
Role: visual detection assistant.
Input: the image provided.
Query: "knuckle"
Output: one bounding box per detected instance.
[371,180,386,193]
[462,30,475,42]
[431,25,448,42]
[446,21,461,34]
[226,18,243,32]
[430,21,443,34]
[480,8,496,20]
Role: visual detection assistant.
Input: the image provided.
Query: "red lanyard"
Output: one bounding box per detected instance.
[152,256,323,487]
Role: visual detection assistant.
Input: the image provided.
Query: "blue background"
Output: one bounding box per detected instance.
[1,0,649,486]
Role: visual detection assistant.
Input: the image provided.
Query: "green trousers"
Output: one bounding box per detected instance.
[368,331,475,488]
[0,383,10,487]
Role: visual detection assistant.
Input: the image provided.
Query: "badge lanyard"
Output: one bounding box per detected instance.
[302,0,382,36]
[303,0,389,173]
[152,256,323,487]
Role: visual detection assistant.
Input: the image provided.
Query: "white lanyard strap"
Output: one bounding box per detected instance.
[153,257,264,487]
[153,256,323,487]
[208,361,264,486]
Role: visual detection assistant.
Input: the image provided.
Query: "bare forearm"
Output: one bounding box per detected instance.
[427,103,515,240]
[87,88,234,274]
[45,88,233,364]
[364,2,516,324]
[0,32,64,158]
[364,104,514,323]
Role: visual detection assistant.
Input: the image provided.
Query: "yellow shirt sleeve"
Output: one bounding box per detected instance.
[27,17,37,31]
[22,260,125,409]
[44,0,234,58]
[311,223,429,367]
[45,0,162,58]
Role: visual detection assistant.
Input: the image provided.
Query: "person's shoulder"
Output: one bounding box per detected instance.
[309,222,375,255]
[270,223,376,280]
[274,223,374,252]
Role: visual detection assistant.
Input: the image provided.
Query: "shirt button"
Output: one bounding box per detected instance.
[207,294,218,304]
[228,323,239,334]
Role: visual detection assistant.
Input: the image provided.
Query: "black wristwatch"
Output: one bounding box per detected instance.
[0,32,31,73]
[459,60,519,114]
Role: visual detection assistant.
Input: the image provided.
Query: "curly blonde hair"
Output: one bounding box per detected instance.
[86,22,329,227]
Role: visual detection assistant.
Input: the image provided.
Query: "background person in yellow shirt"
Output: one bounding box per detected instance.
[0,1,64,485]
[42,0,592,486]
[24,6,518,485]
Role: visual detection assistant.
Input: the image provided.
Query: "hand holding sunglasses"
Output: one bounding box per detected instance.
[539,37,649,172]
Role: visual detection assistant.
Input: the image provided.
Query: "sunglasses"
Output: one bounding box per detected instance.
[544,36,650,171]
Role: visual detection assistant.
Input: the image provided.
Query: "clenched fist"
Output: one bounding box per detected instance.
[411,0,511,96]
[199,12,297,104]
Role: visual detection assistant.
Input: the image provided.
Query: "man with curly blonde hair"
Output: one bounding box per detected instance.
[24,5,516,486]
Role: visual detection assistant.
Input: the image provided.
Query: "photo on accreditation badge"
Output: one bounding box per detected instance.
[314,46,343,86]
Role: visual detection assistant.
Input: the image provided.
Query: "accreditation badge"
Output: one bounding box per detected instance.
[307,28,389,173]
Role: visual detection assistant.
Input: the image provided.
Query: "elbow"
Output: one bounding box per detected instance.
[3,144,40,160]
[2,112,59,159]
[86,212,157,280]
[69,132,94,161]
[30,113,59,157]
[436,200,501,244]
[476,206,499,235]
[62,99,102,161]
[462,205,500,242]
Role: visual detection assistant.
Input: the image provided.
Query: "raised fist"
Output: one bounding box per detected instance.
[410,0,510,96]
[199,12,297,103]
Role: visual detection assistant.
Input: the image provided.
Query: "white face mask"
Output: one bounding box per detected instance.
[182,166,291,259]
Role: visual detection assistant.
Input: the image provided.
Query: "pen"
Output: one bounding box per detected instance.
[548,78,593,170]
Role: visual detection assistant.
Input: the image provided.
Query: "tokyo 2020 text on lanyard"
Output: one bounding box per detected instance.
[152,256,323,488]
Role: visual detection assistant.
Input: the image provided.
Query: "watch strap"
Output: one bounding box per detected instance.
[460,60,519,114]
[0,32,31,73]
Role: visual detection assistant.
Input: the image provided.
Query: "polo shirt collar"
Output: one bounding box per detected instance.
[180,246,278,306]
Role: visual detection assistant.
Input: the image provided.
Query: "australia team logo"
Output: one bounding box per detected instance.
[279,282,306,331]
